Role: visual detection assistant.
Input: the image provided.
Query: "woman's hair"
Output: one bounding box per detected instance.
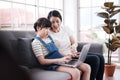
[34,17,51,31]
[47,10,62,22]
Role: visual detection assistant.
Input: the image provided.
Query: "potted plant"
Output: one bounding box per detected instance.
[97,2,120,76]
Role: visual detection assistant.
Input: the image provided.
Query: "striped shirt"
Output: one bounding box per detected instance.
[31,37,51,57]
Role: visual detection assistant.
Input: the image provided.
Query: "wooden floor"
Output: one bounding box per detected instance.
[103,68,120,80]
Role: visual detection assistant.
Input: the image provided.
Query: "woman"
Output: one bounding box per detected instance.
[31,17,91,80]
[47,10,105,80]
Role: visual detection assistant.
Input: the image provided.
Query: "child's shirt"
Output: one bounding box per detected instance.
[31,37,51,57]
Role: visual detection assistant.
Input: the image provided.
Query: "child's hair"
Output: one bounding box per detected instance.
[47,10,62,22]
[34,17,51,31]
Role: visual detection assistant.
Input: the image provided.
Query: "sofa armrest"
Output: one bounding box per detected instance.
[77,42,103,54]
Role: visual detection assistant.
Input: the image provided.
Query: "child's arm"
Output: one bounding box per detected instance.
[37,56,72,65]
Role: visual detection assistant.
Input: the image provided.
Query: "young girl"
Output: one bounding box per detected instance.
[31,17,91,80]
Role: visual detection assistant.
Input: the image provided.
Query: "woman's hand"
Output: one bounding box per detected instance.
[70,53,80,58]
[71,44,77,53]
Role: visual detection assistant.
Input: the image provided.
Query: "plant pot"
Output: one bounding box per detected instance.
[104,63,116,77]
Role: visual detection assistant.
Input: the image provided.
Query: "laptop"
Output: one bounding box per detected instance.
[56,44,91,67]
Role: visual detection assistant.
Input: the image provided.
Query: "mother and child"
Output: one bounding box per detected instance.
[32,10,105,80]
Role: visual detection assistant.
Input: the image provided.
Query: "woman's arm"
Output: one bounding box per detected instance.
[58,35,78,56]
[69,35,78,53]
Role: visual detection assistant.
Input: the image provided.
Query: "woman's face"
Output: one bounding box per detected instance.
[49,16,61,32]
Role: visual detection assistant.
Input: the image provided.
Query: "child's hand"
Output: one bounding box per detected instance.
[59,56,72,63]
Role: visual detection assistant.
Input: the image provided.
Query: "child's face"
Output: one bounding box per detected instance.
[38,27,50,38]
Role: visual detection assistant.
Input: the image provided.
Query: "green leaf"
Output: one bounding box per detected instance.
[97,12,108,18]
[110,43,120,51]
[104,2,114,7]
[104,19,116,25]
[110,9,120,17]
[105,42,110,49]
[102,26,114,34]
[115,25,120,33]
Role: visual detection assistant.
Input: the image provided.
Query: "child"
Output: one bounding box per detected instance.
[31,17,91,80]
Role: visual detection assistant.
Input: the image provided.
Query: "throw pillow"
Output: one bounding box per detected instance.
[17,38,40,68]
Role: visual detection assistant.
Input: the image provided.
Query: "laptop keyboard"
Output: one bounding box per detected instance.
[66,59,77,65]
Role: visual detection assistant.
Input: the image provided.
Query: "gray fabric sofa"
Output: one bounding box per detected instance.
[0,30,103,80]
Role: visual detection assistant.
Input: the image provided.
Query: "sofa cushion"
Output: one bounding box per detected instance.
[17,38,40,68]
[31,69,71,80]
[9,39,19,62]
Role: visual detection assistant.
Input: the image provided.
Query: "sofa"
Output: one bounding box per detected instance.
[0,30,103,80]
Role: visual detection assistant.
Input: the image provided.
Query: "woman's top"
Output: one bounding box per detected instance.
[49,26,73,55]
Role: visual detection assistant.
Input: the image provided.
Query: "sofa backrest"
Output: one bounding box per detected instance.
[0,30,40,68]
[0,30,103,69]
[77,42,103,54]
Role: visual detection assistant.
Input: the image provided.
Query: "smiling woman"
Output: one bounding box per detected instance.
[47,10,105,80]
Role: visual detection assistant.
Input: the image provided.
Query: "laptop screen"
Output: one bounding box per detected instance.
[78,44,91,62]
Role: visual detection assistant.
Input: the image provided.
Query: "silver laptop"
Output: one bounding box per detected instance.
[56,44,91,67]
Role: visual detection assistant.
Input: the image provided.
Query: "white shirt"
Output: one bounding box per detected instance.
[50,26,73,55]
